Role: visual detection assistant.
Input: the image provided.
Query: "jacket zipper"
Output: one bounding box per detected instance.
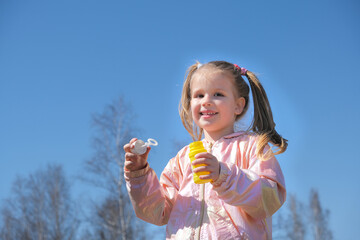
[195,184,205,240]
[195,142,213,240]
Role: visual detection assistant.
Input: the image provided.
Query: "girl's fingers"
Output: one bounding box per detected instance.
[192,157,217,166]
[199,174,213,180]
[123,138,138,152]
[125,161,139,171]
[197,170,219,181]
[125,152,136,159]
[143,147,151,157]
[194,152,213,159]
[192,155,220,181]
[123,144,130,152]
[193,165,215,173]
[125,161,133,169]
[123,143,133,152]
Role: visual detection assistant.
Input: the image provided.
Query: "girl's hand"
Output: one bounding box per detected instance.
[192,152,220,182]
[123,138,150,171]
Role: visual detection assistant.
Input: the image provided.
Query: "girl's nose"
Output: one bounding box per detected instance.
[201,94,213,106]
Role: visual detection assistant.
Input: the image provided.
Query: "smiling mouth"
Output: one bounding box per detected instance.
[200,112,218,116]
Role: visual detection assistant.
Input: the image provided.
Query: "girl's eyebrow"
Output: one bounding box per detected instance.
[191,88,202,93]
[192,87,227,93]
[211,88,227,93]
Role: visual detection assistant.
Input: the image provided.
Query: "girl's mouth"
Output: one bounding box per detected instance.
[200,111,218,117]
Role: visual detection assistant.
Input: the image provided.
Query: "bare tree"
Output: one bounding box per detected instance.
[80,97,148,240]
[273,194,306,240]
[0,164,79,240]
[287,194,306,240]
[273,190,334,240]
[309,189,333,240]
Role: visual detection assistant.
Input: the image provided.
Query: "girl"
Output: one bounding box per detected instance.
[124,60,288,239]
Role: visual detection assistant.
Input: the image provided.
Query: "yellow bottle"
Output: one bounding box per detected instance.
[189,141,212,184]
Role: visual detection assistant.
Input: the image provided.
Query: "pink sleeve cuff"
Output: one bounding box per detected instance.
[211,162,229,187]
[124,163,150,179]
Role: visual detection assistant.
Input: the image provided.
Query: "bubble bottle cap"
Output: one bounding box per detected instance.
[131,138,158,155]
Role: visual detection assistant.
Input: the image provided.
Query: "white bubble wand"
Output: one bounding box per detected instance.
[131,138,158,155]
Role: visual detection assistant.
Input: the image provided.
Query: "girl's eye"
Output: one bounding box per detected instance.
[214,93,224,97]
[195,94,204,98]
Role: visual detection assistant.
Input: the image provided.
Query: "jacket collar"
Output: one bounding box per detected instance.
[203,131,247,145]
[223,131,247,139]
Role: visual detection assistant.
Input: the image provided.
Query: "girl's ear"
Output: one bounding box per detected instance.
[235,97,246,115]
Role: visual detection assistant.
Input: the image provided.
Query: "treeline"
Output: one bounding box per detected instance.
[0,98,157,240]
[0,97,333,240]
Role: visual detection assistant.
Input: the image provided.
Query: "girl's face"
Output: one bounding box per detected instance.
[190,68,245,141]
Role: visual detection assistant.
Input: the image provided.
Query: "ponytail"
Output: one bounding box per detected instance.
[245,71,288,160]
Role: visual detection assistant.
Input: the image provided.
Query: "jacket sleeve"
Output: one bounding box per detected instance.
[211,139,286,220]
[124,153,182,226]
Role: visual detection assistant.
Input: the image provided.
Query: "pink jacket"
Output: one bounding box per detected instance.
[125,132,286,240]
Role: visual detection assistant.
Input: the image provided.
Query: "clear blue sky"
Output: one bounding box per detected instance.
[1,0,359,239]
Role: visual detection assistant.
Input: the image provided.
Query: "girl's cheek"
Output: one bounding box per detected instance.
[190,99,197,108]
[192,104,200,114]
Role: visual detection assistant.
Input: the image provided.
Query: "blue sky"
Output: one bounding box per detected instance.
[1,0,359,238]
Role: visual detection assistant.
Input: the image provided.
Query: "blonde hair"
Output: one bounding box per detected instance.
[179,60,288,160]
